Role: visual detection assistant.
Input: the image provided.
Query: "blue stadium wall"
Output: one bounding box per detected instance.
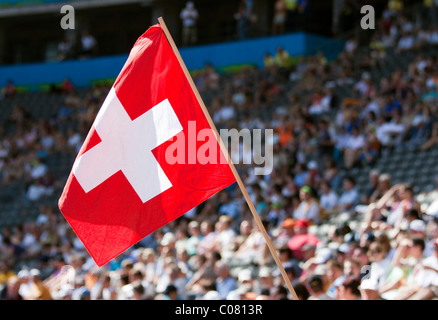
[0,32,345,91]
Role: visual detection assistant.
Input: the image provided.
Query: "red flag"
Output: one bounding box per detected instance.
[58,24,235,267]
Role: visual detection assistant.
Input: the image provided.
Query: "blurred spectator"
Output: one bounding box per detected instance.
[296,0,309,30]
[379,237,425,299]
[359,278,381,300]
[333,176,359,214]
[338,276,361,300]
[307,274,333,300]
[263,52,276,70]
[57,36,72,61]
[272,0,287,34]
[26,179,51,202]
[397,31,416,53]
[1,80,17,99]
[80,30,97,58]
[343,126,365,169]
[365,241,392,291]
[60,78,74,94]
[319,179,339,215]
[361,170,380,205]
[387,0,404,18]
[0,276,22,300]
[274,46,292,72]
[293,186,322,224]
[214,261,237,299]
[275,219,296,247]
[235,0,254,39]
[0,262,15,286]
[270,284,289,300]
[393,238,438,300]
[180,1,199,46]
[28,269,52,300]
[292,282,309,300]
[161,284,180,300]
[325,258,344,298]
[287,219,320,260]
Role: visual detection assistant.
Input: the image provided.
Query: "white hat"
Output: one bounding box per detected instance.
[161,232,175,246]
[426,198,438,217]
[313,264,328,276]
[238,269,252,283]
[30,269,41,277]
[314,247,333,264]
[409,219,426,233]
[412,115,425,127]
[338,243,350,254]
[362,72,371,80]
[203,291,220,300]
[258,266,271,278]
[17,270,29,279]
[307,160,318,170]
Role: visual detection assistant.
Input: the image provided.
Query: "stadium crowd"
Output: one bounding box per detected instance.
[1,2,438,300]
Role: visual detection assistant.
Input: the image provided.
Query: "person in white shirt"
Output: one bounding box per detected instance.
[293,186,322,225]
[180,1,199,46]
[80,30,97,57]
[394,239,438,300]
[343,126,365,169]
[397,31,415,52]
[376,114,405,149]
[367,242,392,291]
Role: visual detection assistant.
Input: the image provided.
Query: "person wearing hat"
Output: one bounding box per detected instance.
[214,260,237,299]
[226,268,254,300]
[17,270,32,300]
[293,186,322,225]
[28,269,51,300]
[300,247,333,283]
[258,266,275,293]
[359,278,381,300]
[275,218,296,247]
[287,219,320,261]
[408,219,427,238]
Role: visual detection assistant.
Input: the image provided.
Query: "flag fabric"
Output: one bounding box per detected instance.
[58,24,236,267]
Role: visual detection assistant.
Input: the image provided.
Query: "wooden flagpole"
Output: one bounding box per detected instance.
[158,17,299,300]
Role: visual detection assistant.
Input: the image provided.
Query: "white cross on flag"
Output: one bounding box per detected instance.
[58,24,236,267]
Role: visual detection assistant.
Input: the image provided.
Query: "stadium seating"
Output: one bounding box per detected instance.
[0,20,437,236]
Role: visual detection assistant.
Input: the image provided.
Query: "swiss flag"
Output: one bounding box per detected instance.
[58,24,236,267]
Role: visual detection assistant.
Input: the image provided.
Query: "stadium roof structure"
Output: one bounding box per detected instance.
[0,0,156,17]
